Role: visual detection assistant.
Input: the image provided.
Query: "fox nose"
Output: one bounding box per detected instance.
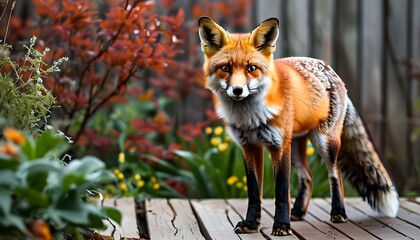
[232,86,243,96]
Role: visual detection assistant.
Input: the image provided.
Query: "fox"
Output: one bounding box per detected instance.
[198,17,399,236]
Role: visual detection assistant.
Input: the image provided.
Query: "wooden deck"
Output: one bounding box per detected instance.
[99,197,420,239]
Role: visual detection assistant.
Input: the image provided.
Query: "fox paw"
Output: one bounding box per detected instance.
[291,208,305,221]
[272,222,292,236]
[234,220,259,233]
[330,208,348,223]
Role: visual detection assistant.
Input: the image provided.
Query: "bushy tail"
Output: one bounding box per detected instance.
[338,98,399,217]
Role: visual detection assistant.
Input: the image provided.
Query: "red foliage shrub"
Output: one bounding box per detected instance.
[1,0,252,159]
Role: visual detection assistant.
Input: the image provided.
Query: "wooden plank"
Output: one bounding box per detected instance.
[228,199,298,240]
[146,199,177,239]
[115,197,140,239]
[345,198,413,239]
[99,198,140,240]
[305,202,350,239]
[348,198,420,239]
[311,198,378,239]
[222,199,266,240]
[146,199,204,240]
[313,0,334,62]
[190,199,241,240]
[99,198,117,240]
[262,199,333,240]
[170,199,205,240]
[324,198,409,239]
[359,0,383,143]
[226,199,265,240]
[400,198,420,213]
[396,204,420,228]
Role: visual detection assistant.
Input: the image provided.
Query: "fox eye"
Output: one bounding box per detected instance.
[247,65,257,72]
[220,65,230,72]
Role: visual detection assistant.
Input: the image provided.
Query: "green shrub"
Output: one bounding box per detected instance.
[0,128,121,239]
[0,37,66,134]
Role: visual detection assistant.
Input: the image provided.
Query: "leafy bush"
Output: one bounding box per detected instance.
[0,128,121,239]
[0,37,66,134]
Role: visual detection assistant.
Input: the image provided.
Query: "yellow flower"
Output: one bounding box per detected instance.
[117,173,124,180]
[119,182,127,191]
[224,136,231,142]
[210,137,221,146]
[103,193,110,199]
[236,182,244,188]
[306,147,315,156]
[205,127,213,134]
[4,128,26,145]
[242,176,247,183]
[134,174,141,181]
[137,180,145,188]
[243,186,248,191]
[227,176,238,185]
[118,152,125,163]
[153,183,160,190]
[214,126,224,135]
[151,176,157,182]
[113,169,120,175]
[218,143,228,152]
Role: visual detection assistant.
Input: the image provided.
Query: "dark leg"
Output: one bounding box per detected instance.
[270,145,292,236]
[310,132,347,223]
[234,144,264,233]
[291,136,313,221]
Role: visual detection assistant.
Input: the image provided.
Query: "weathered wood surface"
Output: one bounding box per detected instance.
[100,197,140,240]
[100,197,420,239]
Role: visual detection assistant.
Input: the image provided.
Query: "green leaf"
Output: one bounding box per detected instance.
[14,187,49,208]
[54,189,104,226]
[101,206,122,225]
[0,214,26,232]
[26,170,49,192]
[65,156,105,175]
[87,170,117,185]
[0,170,17,187]
[0,188,12,215]
[62,173,88,192]
[0,155,19,170]
[33,130,69,159]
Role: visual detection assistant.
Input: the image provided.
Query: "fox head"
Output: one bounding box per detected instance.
[198,17,279,102]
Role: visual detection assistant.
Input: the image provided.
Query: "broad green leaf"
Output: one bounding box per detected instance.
[26,170,49,192]
[0,214,26,232]
[65,156,105,175]
[15,187,49,208]
[62,173,88,192]
[33,130,69,159]
[0,188,12,215]
[101,206,122,225]
[0,170,17,187]
[0,155,19,170]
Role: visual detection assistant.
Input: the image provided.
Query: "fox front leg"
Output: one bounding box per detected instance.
[234,144,264,233]
[269,145,292,236]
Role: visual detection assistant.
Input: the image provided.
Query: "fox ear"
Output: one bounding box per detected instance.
[198,16,229,57]
[249,18,279,55]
